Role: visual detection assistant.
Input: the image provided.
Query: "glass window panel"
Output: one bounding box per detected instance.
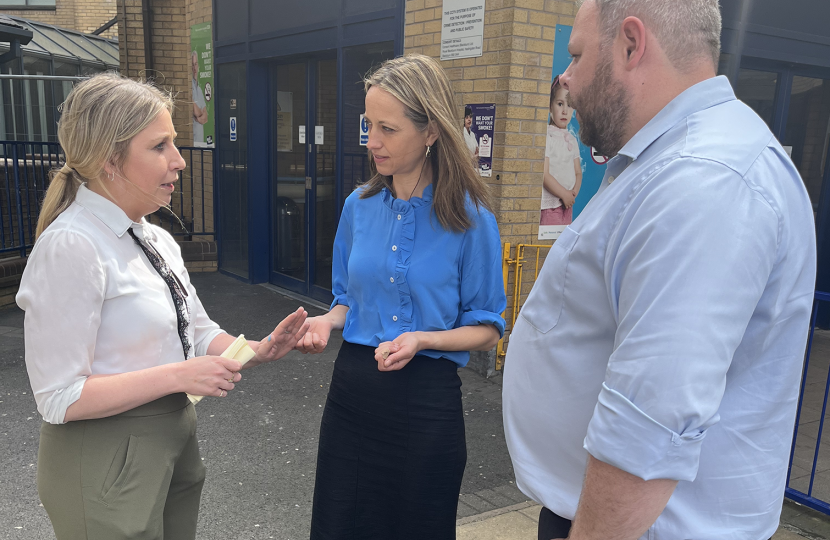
[783,76,830,212]
[0,0,27,5]
[217,62,249,278]
[27,0,57,5]
[341,42,395,198]
[0,59,24,141]
[735,68,778,130]
[315,59,337,290]
[23,56,52,142]
[271,62,307,281]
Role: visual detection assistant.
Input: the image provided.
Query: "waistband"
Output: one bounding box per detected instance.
[115,392,190,417]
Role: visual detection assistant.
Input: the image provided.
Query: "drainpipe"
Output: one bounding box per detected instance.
[728,0,755,85]
[141,0,154,73]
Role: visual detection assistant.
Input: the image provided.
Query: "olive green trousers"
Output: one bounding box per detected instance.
[37,393,206,540]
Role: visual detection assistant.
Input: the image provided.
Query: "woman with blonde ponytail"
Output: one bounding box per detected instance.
[296,54,507,539]
[16,73,310,540]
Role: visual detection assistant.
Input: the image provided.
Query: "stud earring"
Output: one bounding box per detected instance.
[108,171,114,182]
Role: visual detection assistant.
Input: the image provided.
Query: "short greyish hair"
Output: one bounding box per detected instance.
[586,0,722,71]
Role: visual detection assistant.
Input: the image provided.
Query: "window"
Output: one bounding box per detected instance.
[0,0,56,7]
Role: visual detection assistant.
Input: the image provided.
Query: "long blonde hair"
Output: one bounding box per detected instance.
[36,73,174,238]
[361,54,493,232]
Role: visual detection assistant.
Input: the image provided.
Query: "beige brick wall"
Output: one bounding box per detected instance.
[1,0,118,38]
[405,0,577,327]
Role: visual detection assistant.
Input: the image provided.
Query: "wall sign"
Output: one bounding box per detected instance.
[229,116,237,142]
[299,125,306,144]
[440,0,485,60]
[463,103,495,177]
[315,125,325,145]
[359,114,369,146]
[190,22,215,147]
[276,91,293,152]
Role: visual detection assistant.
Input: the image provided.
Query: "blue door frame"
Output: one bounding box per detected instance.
[266,54,336,305]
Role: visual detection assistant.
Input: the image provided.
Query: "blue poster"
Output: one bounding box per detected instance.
[538,24,607,240]
[464,103,495,177]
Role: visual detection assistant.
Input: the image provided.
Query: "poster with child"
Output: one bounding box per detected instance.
[539,75,582,239]
[538,24,607,240]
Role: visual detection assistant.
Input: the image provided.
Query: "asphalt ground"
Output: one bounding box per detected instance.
[0,271,524,540]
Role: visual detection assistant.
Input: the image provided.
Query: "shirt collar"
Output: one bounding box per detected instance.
[74,184,139,238]
[381,182,434,211]
[618,75,736,161]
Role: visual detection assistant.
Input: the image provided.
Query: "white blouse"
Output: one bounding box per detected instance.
[16,185,224,424]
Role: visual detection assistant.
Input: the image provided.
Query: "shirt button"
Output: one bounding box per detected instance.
[390,277,395,283]
[393,315,398,321]
[397,214,402,220]
[392,245,397,252]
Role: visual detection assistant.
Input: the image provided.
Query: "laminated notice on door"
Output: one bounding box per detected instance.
[299,125,306,144]
[315,125,324,145]
[188,334,256,404]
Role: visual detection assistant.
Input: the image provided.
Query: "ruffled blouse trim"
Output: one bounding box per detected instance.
[379,184,434,333]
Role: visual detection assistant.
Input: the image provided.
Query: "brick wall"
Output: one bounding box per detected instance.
[404,0,577,326]
[117,0,217,270]
[1,0,118,38]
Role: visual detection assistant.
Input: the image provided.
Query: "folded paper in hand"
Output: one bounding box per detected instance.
[188,334,256,404]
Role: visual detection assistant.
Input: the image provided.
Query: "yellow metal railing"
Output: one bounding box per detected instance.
[495,242,552,371]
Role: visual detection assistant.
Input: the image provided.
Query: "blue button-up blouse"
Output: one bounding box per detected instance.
[332,183,506,367]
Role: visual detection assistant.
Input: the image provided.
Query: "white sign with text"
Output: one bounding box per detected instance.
[440,0,485,60]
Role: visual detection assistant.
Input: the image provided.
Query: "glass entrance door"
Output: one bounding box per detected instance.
[270,57,337,303]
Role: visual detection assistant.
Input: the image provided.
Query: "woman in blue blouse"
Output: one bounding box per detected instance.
[297,54,506,539]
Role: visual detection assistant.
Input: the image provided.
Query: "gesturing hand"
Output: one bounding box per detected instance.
[255,306,309,364]
[374,332,422,372]
[295,316,334,354]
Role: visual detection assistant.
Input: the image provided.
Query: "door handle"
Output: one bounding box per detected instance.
[305,176,312,190]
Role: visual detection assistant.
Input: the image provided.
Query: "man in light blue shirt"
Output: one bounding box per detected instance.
[502,1,817,539]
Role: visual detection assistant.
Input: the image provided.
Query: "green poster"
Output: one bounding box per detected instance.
[190,22,214,147]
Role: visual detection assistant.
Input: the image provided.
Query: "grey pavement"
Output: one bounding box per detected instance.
[3,271,828,540]
[0,271,524,540]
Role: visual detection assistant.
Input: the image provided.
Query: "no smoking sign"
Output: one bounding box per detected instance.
[591,147,609,165]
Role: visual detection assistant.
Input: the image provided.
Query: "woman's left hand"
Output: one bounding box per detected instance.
[374,332,422,372]
[254,307,310,364]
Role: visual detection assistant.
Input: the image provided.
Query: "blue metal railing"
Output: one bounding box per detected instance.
[0,142,215,258]
[786,291,830,514]
[0,141,63,257]
[148,146,216,240]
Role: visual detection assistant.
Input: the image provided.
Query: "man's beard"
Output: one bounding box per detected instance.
[570,55,630,158]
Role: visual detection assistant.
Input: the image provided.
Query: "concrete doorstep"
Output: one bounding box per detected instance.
[455,500,830,540]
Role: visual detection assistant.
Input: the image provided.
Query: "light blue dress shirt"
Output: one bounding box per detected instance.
[503,76,817,538]
[332,183,506,367]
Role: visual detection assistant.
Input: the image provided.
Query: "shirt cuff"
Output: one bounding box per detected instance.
[583,383,707,482]
[459,310,506,337]
[331,295,349,311]
[40,377,86,425]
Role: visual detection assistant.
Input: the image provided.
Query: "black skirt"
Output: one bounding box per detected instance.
[310,341,467,540]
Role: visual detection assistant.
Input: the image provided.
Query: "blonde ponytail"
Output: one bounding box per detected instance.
[34,72,173,239]
[35,164,81,238]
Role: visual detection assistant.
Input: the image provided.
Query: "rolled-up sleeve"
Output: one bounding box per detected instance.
[16,230,105,424]
[458,207,506,336]
[331,196,353,310]
[584,159,780,481]
[188,281,224,358]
